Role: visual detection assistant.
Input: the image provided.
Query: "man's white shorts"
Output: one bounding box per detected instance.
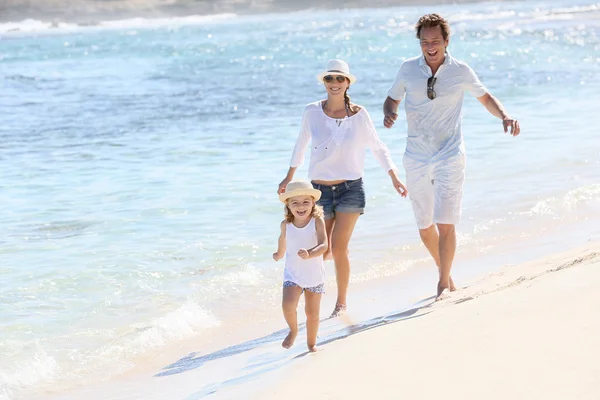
[403,154,466,230]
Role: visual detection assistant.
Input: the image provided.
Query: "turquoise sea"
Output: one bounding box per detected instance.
[1,1,599,398]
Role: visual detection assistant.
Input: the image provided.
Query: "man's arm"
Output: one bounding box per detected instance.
[477,93,521,136]
[383,96,402,129]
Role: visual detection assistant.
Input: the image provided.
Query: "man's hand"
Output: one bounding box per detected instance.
[273,252,284,261]
[503,117,520,136]
[384,112,398,129]
[297,249,310,259]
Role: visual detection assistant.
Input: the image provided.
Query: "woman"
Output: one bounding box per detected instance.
[277,59,407,318]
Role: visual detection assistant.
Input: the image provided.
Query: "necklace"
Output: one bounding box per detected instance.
[323,100,350,127]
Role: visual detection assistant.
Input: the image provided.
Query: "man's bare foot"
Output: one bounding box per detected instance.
[308,345,319,352]
[282,330,298,349]
[329,303,346,318]
[323,251,333,261]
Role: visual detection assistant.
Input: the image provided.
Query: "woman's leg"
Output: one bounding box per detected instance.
[330,211,361,316]
[322,218,335,260]
[304,289,322,352]
[281,284,303,348]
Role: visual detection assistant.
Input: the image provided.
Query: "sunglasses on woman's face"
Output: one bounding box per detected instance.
[427,76,437,100]
[323,75,347,83]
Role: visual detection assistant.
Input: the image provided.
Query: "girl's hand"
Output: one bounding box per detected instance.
[277,177,292,195]
[297,249,309,259]
[273,252,283,261]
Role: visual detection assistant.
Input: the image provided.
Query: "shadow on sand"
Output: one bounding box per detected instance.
[156,297,435,399]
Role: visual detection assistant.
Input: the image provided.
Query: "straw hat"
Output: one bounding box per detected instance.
[316,59,357,85]
[279,181,322,203]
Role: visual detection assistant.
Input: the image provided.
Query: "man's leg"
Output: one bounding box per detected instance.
[436,223,456,298]
[419,225,456,292]
[432,154,466,299]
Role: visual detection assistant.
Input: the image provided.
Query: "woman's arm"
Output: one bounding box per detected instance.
[278,110,311,194]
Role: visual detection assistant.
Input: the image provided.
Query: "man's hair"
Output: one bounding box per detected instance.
[415,14,450,41]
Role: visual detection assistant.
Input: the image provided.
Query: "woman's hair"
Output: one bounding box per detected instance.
[284,200,324,223]
[415,13,450,41]
[343,80,360,114]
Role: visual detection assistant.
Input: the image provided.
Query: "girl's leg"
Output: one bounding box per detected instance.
[322,218,335,260]
[330,211,361,316]
[304,289,322,352]
[282,285,303,349]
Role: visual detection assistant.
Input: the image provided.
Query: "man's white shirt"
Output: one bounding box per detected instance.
[387,52,488,163]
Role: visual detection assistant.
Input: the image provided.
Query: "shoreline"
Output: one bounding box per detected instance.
[37,237,600,400]
[0,0,492,24]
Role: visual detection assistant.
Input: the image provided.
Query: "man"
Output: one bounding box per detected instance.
[383,13,520,299]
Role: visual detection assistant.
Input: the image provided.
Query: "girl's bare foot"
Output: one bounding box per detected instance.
[282,330,298,349]
[329,303,346,318]
[308,345,319,352]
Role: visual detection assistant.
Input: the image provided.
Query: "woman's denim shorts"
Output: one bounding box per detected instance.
[311,178,366,220]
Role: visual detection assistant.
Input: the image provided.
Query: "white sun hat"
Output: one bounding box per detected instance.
[316,59,357,85]
[279,181,322,203]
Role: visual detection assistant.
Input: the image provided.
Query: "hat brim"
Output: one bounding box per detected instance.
[317,71,357,85]
[279,188,322,203]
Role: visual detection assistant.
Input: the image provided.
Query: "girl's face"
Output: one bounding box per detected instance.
[287,195,315,219]
[323,75,350,97]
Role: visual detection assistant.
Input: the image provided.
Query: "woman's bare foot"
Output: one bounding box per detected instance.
[282,330,298,349]
[329,303,347,318]
[323,251,333,261]
[450,276,457,292]
[308,345,319,352]
[436,282,450,301]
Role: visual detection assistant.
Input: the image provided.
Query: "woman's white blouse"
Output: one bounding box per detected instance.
[290,101,397,181]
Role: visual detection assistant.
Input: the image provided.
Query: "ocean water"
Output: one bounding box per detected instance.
[1,0,599,398]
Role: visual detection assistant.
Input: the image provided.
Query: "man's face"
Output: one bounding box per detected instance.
[419,25,448,66]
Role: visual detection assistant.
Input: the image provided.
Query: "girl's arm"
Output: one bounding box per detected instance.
[304,217,328,258]
[273,221,286,261]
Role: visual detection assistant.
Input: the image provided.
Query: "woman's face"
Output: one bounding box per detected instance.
[323,75,350,97]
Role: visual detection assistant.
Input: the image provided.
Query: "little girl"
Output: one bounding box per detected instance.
[273,180,328,352]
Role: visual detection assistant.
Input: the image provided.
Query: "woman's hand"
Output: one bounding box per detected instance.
[389,172,408,197]
[278,177,292,195]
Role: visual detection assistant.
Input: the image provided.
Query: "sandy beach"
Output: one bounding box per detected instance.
[239,242,600,400]
[2,1,599,398]
[43,240,600,400]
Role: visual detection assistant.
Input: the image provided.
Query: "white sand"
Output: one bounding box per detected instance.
[243,243,600,400]
[41,242,600,400]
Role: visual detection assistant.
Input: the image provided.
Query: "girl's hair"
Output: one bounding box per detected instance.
[284,200,324,223]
